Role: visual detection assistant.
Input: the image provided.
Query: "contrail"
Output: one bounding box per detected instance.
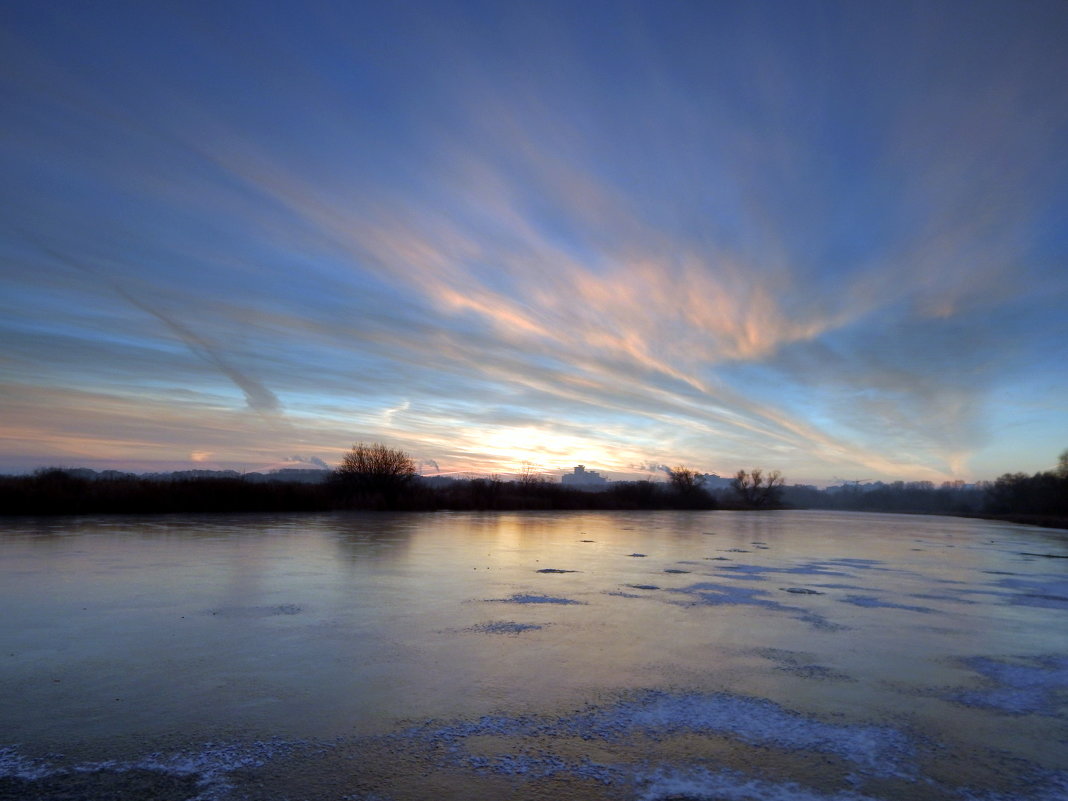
[115,288,281,413]
[18,232,281,413]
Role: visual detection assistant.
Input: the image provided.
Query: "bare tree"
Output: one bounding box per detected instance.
[731,468,785,508]
[732,469,756,506]
[335,442,416,500]
[1057,449,1068,479]
[517,462,544,489]
[667,466,705,495]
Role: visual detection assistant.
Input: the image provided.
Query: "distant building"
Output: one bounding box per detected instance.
[561,465,608,489]
[700,473,734,490]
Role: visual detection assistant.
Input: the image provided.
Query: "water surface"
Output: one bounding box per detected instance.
[1,510,1066,800]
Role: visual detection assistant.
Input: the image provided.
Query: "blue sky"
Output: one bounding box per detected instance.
[1,0,1066,484]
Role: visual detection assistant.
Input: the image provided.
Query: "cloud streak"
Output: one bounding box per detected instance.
[19,235,281,414]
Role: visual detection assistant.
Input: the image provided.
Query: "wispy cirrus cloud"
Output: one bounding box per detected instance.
[1,2,1065,480]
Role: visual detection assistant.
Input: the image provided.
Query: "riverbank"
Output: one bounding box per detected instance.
[968,512,1068,532]
[0,470,719,515]
[3,469,1066,527]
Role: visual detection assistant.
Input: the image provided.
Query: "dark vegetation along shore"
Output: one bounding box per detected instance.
[1,443,1066,527]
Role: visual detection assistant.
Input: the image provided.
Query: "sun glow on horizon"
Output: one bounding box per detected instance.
[452,425,616,475]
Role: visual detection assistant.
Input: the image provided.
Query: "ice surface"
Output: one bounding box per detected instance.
[2,509,1066,800]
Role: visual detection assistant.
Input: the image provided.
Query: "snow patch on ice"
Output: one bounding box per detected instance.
[205,604,302,618]
[670,582,784,607]
[951,655,1068,715]
[562,691,913,775]
[669,582,843,630]
[401,689,913,777]
[0,740,296,800]
[954,770,1068,801]
[0,745,52,780]
[488,593,585,605]
[713,562,853,580]
[462,751,623,784]
[753,648,855,681]
[839,595,935,613]
[636,766,882,801]
[468,621,544,634]
[997,577,1068,609]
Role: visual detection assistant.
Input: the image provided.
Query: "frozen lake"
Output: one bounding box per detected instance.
[1,509,1066,800]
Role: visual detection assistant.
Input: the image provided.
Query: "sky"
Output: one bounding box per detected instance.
[1,0,1067,485]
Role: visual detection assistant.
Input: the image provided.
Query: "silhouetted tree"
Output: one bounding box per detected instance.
[665,466,715,508]
[983,469,1068,518]
[667,466,704,494]
[731,469,784,508]
[334,442,415,504]
[1057,449,1068,479]
[610,480,661,508]
[467,477,502,508]
[517,462,545,490]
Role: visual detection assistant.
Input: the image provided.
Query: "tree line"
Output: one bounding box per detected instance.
[780,450,1068,527]
[0,444,757,515]
[1,444,1064,525]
